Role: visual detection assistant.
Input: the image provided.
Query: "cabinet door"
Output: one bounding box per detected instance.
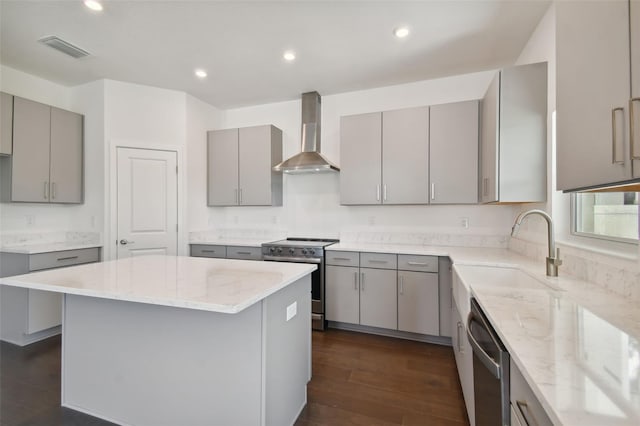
[325,266,359,324]
[11,97,51,202]
[398,271,439,335]
[0,92,12,156]
[430,101,478,204]
[480,73,499,203]
[49,107,83,203]
[453,302,475,426]
[382,107,429,204]
[632,0,640,177]
[557,1,632,190]
[359,268,397,329]
[27,290,62,334]
[208,129,239,206]
[340,113,382,205]
[239,125,273,206]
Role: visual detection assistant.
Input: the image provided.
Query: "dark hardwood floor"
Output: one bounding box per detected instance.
[1,329,468,426]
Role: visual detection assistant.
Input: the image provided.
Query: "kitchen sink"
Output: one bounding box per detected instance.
[454,265,563,292]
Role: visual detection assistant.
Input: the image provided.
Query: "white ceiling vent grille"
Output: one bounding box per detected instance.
[38,36,90,59]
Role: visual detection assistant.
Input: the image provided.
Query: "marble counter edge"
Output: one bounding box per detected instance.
[189,239,278,248]
[0,243,103,254]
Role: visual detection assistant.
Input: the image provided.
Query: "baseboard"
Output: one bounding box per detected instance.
[327,321,452,346]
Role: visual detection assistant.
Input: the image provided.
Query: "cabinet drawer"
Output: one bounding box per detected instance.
[190,244,226,258]
[360,252,397,269]
[29,248,100,271]
[226,246,262,261]
[510,359,553,426]
[326,251,359,267]
[398,254,438,272]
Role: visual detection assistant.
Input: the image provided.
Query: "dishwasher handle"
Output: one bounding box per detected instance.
[467,312,501,380]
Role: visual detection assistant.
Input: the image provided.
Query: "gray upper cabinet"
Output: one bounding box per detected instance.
[340,112,382,205]
[50,107,83,203]
[0,96,84,204]
[382,107,429,204]
[0,92,13,156]
[207,124,282,206]
[557,0,640,190]
[340,107,428,205]
[430,100,479,204]
[480,62,547,203]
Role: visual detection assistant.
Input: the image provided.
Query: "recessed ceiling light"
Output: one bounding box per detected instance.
[394,27,410,39]
[84,0,103,12]
[283,51,296,62]
[195,69,207,78]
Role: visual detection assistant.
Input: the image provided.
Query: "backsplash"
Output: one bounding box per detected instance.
[0,231,101,248]
[339,227,509,248]
[189,227,287,243]
[509,236,640,303]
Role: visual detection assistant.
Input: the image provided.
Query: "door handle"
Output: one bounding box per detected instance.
[354,271,358,290]
[631,98,640,160]
[119,239,135,245]
[44,182,49,200]
[431,182,435,200]
[51,182,56,200]
[612,107,625,164]
[360,272,365,291]
[383,184,387,202]
[376,184,380,202]
[399,275,404,295]
[467,312,501,379]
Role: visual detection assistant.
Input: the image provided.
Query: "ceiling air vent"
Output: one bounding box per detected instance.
[38,36,90,59]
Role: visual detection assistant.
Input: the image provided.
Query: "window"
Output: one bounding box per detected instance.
[572,192,640,243]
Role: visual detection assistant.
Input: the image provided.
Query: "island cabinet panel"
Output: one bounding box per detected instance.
[0,92,13,156]
[61,275,311,426]
[557,0,638,190]
[207,125,282,206]
[340,112,382,205]
[359,268,397,329]
[430,100,479,204]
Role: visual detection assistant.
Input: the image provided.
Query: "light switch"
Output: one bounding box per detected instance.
[286,301,297,321]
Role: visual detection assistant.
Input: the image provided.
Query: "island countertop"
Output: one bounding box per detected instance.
[0,255,316,314]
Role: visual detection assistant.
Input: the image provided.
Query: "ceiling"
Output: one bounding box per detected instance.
[0,0,551,109]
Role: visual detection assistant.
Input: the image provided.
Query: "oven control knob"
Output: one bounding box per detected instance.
[302,249,308,255]
[277,247,283,254]
[269,247,275,253]
[308,249,315,256]
[289,248,295,255]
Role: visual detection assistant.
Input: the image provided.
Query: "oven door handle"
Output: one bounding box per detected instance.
[263,255,322,264]
[467,312,501,380]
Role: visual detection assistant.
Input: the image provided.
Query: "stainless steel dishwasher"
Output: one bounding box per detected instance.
[467,297,510,426]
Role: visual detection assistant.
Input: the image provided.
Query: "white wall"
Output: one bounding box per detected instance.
[0,66,88,234]
[206,71,520,239]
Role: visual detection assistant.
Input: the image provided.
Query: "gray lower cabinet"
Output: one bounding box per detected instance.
[325,265,359,324]
[451,297,474,426]
[207,125,282,206]
[429,100,479,204]
[510,359,553,426]
[397,270,438,335]
[0,96,84,203]
[480,62,547,203]
[0,247,100,346]
[359,267,397,329]
[1,92,13,156]
[190,244,262,261]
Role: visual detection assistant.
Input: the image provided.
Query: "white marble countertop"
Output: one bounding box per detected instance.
[0,242,103,254]
[329,242,640,425]
[189,238,278,248]
[0,255,316,314]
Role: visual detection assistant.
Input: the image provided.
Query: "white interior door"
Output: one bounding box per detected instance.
[117,147,178,258]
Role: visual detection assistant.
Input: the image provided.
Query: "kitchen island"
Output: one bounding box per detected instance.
[0,255,316,426]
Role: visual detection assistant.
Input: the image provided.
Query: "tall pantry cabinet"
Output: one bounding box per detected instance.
[0,95,84,203]
[556,0,640,190]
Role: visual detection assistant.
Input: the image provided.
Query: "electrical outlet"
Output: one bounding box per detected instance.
[460,217,469,229]
[286,301,297,321]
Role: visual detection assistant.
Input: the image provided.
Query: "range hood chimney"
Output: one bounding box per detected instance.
[273,91,339,174]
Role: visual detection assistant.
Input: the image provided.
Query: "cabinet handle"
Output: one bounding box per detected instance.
[483,177,489,196]
[51,182,56,200]
[57,256,79,262]
[239,188,243,204]
[354,271,358,290]
[376,185,380,202]
[44,182,49,200]
[431,183,435,200]
[399,275,404,295]
[333,257,352,261]
[457,322,463,352]
[235,189,238,203]
[361,272,365,291]
[631,98,640,160]
[612,107,625,164]
[516,400,539,426]
[383,184,387,201]
[236,251,252,255]
[407,261,428,266]
[201,250,217,253]
[368,259,388,264]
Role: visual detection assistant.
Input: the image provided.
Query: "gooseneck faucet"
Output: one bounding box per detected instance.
[511,209,562,277]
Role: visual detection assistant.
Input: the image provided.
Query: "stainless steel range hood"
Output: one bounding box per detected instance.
[273,91,339,174]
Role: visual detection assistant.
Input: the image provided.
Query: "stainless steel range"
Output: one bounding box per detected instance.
[262,238,338,330]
